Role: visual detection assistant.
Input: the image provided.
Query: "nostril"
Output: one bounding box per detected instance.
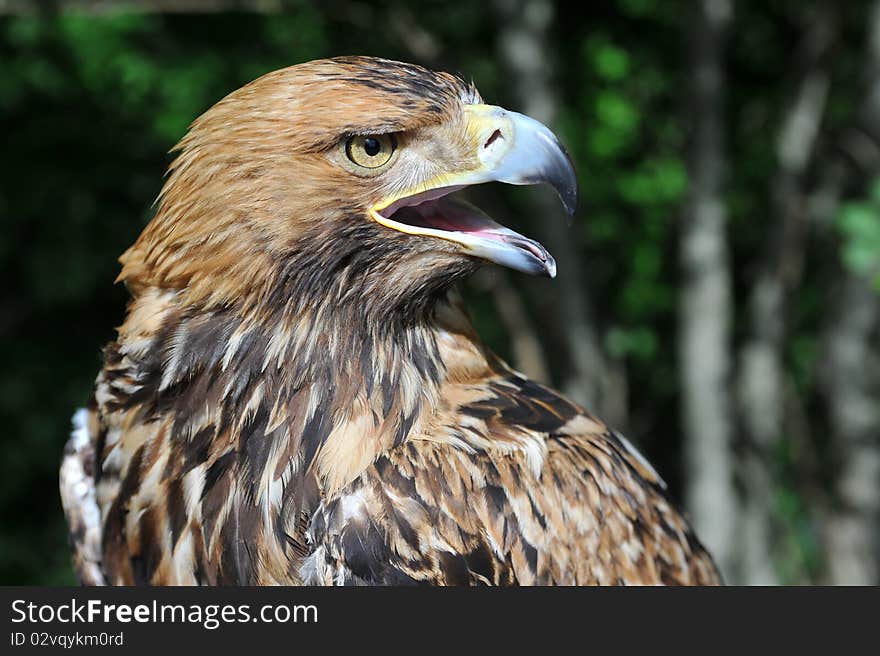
[484,129,503,149]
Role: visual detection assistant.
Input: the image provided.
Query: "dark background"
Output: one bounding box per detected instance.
[1,0,878,585]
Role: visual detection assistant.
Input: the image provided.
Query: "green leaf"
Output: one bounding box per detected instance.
[594,44,630,81]
[595,91,638,132]
[836,197,880,280]
[605,325,658,360]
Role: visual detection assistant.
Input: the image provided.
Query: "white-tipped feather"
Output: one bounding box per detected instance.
[59,408,105,585]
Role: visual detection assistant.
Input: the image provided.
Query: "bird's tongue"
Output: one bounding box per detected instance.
[386,195,550,262]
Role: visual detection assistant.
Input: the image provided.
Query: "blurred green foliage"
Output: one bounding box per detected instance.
[0,1,874,584]
[837,179,880,289]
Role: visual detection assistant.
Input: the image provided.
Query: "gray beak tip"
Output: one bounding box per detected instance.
[549,139,579,220]
[559,183,578,219]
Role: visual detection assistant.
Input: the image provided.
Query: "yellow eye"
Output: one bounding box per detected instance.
[345,134,396,169]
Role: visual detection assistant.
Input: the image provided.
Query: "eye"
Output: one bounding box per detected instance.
[345,134,396,169]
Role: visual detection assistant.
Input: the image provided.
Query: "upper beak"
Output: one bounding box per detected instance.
[456,104,578,216]
[370,103,578,278]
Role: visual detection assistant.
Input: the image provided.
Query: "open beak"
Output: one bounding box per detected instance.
[369,104,578,278]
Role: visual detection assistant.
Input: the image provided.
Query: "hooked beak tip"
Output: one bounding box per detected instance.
[553,140,579,219]
[559,179,579,220]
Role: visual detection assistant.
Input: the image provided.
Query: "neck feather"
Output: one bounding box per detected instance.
[114,285,487,494]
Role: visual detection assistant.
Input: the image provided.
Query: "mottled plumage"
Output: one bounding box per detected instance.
[60,57,719,586]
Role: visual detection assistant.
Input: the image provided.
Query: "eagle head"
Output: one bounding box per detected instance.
[118,56,577,318]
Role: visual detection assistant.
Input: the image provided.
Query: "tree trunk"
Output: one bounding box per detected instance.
[493,0,615,422]
[821,276,880,584]
[817,0,880,585]
[679,0,737,581]
[736,8,833,585]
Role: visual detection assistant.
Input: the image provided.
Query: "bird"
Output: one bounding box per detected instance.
[59,56,720,586]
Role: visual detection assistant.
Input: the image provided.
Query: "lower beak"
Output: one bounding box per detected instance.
[370,103,578,278]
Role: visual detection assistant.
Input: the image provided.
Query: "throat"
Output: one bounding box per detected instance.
[124,287,482,494]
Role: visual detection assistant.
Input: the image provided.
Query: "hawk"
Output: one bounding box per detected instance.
[60,57,720,585]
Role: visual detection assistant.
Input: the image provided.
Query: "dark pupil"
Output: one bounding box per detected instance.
[363,138,381,157]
